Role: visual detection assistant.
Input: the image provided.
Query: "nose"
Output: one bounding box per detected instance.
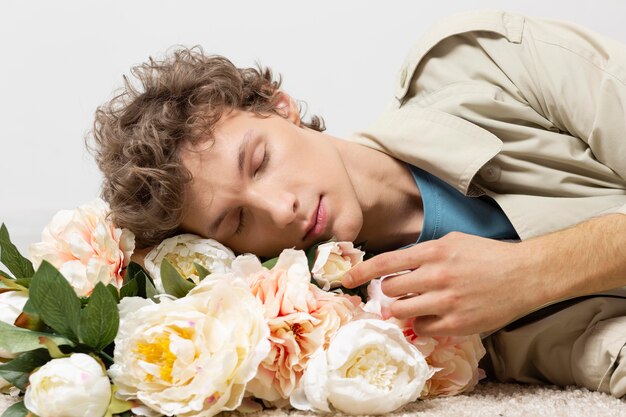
[246,186,299,229]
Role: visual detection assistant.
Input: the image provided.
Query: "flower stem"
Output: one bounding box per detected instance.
[100,351,114,363]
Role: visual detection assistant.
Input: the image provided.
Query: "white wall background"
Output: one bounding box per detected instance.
[2,0,626,255]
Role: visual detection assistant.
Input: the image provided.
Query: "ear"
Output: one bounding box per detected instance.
[273,91,301,126]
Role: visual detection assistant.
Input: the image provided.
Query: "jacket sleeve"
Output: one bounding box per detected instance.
[514,16,626,215]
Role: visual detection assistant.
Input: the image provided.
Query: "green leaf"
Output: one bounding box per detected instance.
[28,261,81,341]
[78,283,120,351]
[106,386,133,416]
[12,277,31,288]
[1,400,29,417]
[0,349,51,390]
[145,278,158,301]
[306,249,317,271]
[119,278,138,298]
[0,269,12,280]
[262,257,278,270]
[0,321,73,355]
[194,263,210,281]
[106,284,120,303]
[120,267,156,298]
[0,224,34,279]
[13,298,44,331]
[0,277,26,291]
[160,258,194,298]
[124,261,148,284]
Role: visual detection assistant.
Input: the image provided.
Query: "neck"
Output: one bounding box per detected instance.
[332,136,424,253]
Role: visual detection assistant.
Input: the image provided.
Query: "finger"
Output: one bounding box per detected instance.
[389,292,440,320]
[411,315,447,336]
[342,242,434,288]
[380,269,435,298]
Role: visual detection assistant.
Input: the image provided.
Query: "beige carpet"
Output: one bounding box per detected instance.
[2,381,626,417]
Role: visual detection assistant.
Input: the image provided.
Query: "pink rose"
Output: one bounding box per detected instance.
[365,277,397,319]
[29,198,135,297]
[309,285,362,350]
[398,320,486,398]
[237,250,359,404]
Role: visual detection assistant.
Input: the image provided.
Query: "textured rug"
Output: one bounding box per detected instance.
[2,381,626,417]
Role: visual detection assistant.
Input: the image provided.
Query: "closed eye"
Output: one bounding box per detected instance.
[254,147,270,176]
[234,208,246,235]
[236,147,270,236]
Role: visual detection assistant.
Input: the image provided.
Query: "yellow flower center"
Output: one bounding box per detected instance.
[165,253,205,282]
[135,334,177,383]
[340,346,400,390]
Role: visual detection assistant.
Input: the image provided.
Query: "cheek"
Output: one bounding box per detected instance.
[224,227,275,255]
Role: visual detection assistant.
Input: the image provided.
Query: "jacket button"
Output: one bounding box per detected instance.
[479,163,501,182]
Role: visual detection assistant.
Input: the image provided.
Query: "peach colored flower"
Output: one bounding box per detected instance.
[233,250,359,404]
[29,199,135,297]
[384,318,485,398]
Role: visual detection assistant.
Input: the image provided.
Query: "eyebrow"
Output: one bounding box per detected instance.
[207,129,254,236]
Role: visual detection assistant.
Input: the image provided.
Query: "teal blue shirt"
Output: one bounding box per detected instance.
[401,164,519,248]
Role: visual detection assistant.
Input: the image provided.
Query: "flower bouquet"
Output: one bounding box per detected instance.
[0,199,486,417]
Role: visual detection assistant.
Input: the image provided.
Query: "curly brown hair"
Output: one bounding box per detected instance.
[88,46,325,249]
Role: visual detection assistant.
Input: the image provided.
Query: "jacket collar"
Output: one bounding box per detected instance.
[395,10,524,100]
[346,105,503,196]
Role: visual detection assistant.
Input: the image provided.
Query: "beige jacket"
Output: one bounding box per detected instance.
[347,9,626,242]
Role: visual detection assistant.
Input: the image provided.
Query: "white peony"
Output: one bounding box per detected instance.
[311,241,364,291]
[291,319,433,415]
[0,290,29,359]
[24,353,112,417]
[0,290,27,326]
[29,198,135,297]
[143,233,235,293]
[109,276,270,417]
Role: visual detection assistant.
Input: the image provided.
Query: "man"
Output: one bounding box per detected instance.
[91,10,626,396]
[340,9,626,396]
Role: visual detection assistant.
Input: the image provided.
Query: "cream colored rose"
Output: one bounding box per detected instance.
[311,241,364,291]
[143,233,235,293]
[29,198,135,297]
[109,276,270,417]
[365,278,486,398]
[24,353,112,417]
[290,319,433,415]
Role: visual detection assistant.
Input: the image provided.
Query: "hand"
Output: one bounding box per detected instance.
[342,232,542,336]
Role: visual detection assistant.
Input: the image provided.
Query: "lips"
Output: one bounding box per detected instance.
[303,196,324,242]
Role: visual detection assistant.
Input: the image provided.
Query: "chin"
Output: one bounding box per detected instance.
[334,217,363,244]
